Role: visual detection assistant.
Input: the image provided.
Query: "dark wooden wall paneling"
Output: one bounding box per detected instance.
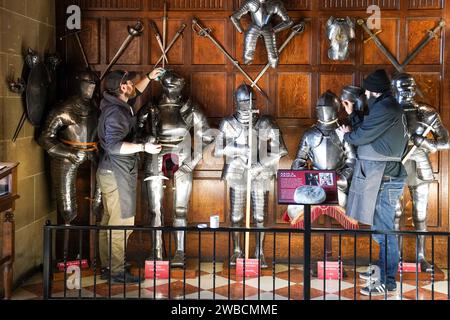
[56,0,449,264]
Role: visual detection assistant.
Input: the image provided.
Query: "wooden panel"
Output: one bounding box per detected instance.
[192,19,227,65]
[411,73,441,110]
[149,19,184,65]
[67,0,143,10]
[407,19,442,65]
[320,17,356,65]
[279,19,312,65]
[152,0,226,10]
[363,19,399,65]
[107,20,142,65]
[190,179,226,223]
[408,0,443,9]
[427,182,440,227]
[320,0,400,9]
[191,72,227,117]
[430,152,439,173]
[277,73,311,118]
[234,72,270,114]
[319,73,354,98]
[79,19,100,64]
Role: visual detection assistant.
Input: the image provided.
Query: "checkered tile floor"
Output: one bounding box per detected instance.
[11,263,450,300]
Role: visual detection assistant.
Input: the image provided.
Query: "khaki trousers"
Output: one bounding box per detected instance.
[97,170,135,274]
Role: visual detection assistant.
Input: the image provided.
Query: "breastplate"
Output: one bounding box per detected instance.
[251,2,273,27]
[157,105,190,144]
[58,106,98,144]
[310,133,345,170]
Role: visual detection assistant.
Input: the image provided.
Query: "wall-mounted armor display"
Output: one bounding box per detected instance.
[136,70,215,267]
[214,84,288,268]
[230,0,293,69]
[326,17,355,61]
[287,91,356,222]
[38,71,102,224]
[392,73,450,272]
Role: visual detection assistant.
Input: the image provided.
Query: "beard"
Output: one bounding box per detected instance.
[125,86,137,99]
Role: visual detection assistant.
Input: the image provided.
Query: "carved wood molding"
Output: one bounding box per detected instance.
[151,0,226,10]
[66,0,143,10]
[320,0,400,10]
[408,0,443,9]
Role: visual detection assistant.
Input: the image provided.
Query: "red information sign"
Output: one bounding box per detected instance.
[398,262,419,273]
[277,170,338,205]
[57,259,89,271]
[236,259,260,277]
[317,261,344,280]
[145,260,170,279]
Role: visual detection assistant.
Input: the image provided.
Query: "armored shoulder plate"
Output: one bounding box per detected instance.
[245,0,261,12]
[220,115,243,138]
[255,116,277,130]
[417,103,439,125]
[305,126,324,148]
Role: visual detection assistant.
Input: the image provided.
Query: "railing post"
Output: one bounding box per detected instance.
[43,221,53,300]
[303,205,311,300]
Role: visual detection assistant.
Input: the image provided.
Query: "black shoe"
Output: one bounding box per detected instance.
[111,271,141,284]
[100,267,110,280]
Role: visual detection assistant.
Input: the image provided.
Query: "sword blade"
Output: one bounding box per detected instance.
[401,19,445,68]
[100,34,134,80]
[192,19,270,102]
[154,24,186,68]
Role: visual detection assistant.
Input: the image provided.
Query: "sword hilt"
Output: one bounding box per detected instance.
[149,20,160,36]
[292,22,305,34]
[128,21,144,37]
[428,19,446,39]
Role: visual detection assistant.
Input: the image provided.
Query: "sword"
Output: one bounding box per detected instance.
[358,18,426,98]
[245,91,260,260]
[150,20,169,65]
[252,22,305,88]
[358,19,403,70]
[192,18,271,103]
[154,24,186,68]
[162,0,168,68]
[402,117,439,164]
[401,19,445,68]
[100,21,144,80]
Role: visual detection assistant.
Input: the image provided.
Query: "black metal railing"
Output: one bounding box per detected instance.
[42,213,450,300]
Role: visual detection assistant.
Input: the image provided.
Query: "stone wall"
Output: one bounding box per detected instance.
[0,0,57,296]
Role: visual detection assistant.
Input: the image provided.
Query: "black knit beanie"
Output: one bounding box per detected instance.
[363,69,391,93]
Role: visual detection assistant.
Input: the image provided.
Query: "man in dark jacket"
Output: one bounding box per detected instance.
[97,68,164,283]
[339,69,408,296]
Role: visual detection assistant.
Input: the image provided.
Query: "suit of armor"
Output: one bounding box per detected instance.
[214,84,288,267]
[38,71,102,224]
[326,17,355,61]
[288,91,356,222]
[230,0,293,69]
[137,71,214,267]
[392,73,450,272]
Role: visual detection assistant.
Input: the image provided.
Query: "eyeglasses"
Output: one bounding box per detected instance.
[120,71,129,86]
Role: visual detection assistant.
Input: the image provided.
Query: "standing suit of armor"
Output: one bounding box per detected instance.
[230,0,293,69]
[289,91,356,217]
[392,73,450,272]
[214,84,288,268]
[38,71,102,224]
[137,71,214,267]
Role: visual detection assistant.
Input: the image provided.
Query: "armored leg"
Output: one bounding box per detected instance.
[261,29,279,68]
[243,26,260,65]
[171,170,193,267]
[230,186,245,265]
[51,157,80,224]
[410,183,432,272]
[394,197,404,256]
[252,190,268,268]
[146,178,165,261]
